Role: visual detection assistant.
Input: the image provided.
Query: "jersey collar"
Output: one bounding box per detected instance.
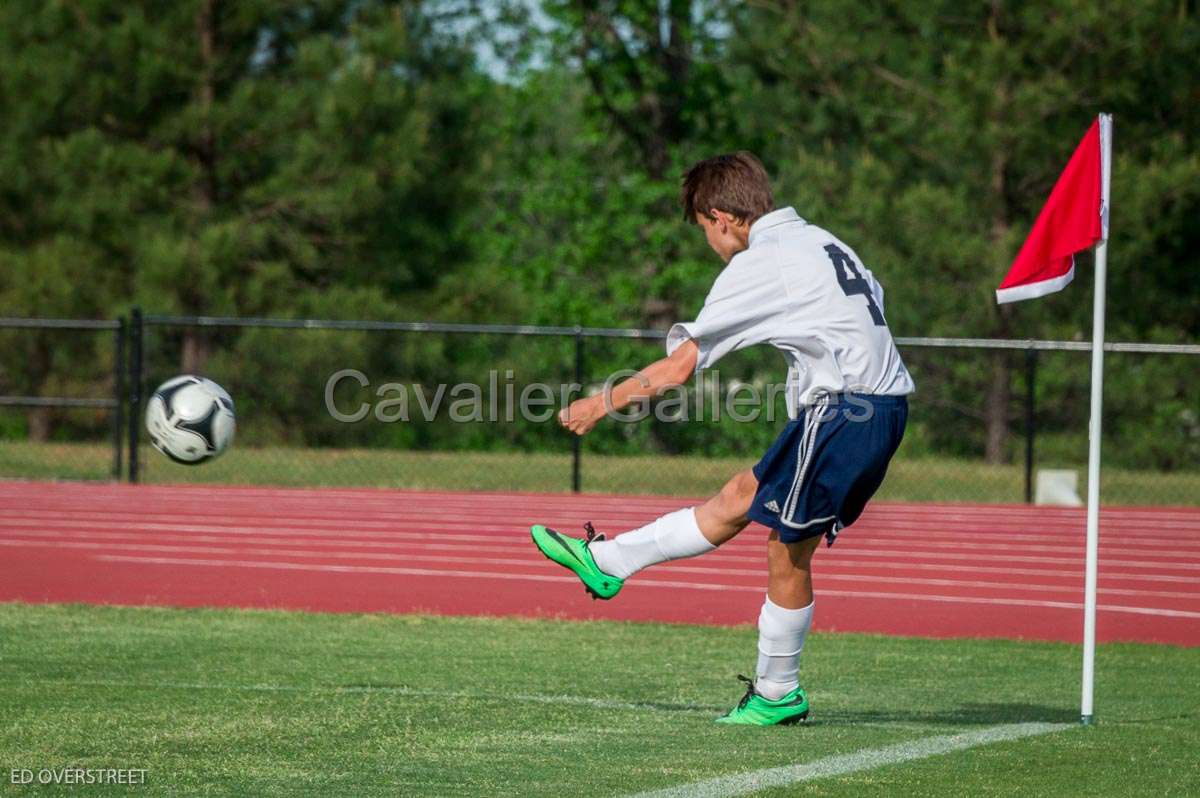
[748,206,804,248]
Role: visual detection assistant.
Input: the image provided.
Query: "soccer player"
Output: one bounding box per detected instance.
[530,152,913,726]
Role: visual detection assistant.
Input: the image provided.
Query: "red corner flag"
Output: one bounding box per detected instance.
[996,118,1108,303]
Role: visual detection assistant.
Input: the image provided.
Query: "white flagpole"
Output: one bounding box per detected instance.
[1081,113,1113,725]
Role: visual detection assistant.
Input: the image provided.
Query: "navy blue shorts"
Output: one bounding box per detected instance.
[747,393,907,545]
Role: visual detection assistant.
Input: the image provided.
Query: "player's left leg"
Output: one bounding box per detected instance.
[716,531,819,726]
[529,468,758,599]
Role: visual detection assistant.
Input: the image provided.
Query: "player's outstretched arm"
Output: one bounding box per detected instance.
[558,339,699,436]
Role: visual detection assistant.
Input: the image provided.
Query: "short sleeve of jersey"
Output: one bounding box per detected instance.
[665,259,788,372]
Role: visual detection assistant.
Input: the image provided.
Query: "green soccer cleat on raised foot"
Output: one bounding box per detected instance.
[530,522,624,600]
[715,675,809,726]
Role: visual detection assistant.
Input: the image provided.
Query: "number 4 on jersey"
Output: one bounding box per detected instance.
[824,243,886,326]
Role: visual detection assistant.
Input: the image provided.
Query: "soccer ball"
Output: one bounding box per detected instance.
[145,375,236,464]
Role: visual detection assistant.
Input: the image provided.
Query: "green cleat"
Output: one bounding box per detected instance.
[530,522,624,600]
[715,675,809,726]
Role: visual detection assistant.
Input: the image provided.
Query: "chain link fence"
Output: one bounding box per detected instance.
[0,318,125,481]
[1,313,1197,505]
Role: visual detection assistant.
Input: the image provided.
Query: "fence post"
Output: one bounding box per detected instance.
[111,317,126,480]
[128,307,143,483]
[1024,348,1038,504]
[572,328,584,493]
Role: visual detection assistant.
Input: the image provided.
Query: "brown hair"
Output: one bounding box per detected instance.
[681,151,774,225]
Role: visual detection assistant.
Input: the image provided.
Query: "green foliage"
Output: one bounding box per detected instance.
[0,0,1196,473]
[726,0,1199,464]
[729,0,1199,343]
[0,0,485,317]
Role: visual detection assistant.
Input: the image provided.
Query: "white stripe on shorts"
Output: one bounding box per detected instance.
[781,395,829,525]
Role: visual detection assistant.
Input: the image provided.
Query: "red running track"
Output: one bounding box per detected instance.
[1,481,1198,646]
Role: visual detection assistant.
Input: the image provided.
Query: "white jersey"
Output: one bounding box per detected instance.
[666,206,914,416]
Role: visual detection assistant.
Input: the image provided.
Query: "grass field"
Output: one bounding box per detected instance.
[2,441,1198,505]
[1,604,1197,796]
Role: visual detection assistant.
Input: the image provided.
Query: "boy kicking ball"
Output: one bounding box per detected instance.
[531,152,913,726]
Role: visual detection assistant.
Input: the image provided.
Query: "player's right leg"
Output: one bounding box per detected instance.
[529,468,758,600]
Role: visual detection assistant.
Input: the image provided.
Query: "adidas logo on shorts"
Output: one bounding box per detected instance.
[764,500,781,513]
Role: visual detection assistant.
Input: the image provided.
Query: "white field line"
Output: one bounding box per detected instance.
[5,519,1200,567]
[623,722,1071,798]
[6,538,1200,603]
[88,554,1200,619]
[8,527,1200,584]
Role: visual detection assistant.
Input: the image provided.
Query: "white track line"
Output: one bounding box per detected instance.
[9,515,1200,556]
[9,497,1199,531]
[7,508,1199,540]
[8,509,1195,545]
[90,554,1200,619]
[9,528,1200,585]
[7,539,1200,603]
[13,482,1191,510]
[11,526,1198,583]
[8,493,1200,531]
[11,480,1200,516]
[6,521,1200,569]
[624,722,1070,798]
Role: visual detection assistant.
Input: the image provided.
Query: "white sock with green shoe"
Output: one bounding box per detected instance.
[589,507,714,580]
[754,596,814,700]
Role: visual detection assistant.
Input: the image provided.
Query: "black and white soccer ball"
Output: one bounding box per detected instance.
[144,375,236,465]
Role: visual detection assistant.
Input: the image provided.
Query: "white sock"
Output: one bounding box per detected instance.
[755,597,814,700]
[589,507,714,580]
